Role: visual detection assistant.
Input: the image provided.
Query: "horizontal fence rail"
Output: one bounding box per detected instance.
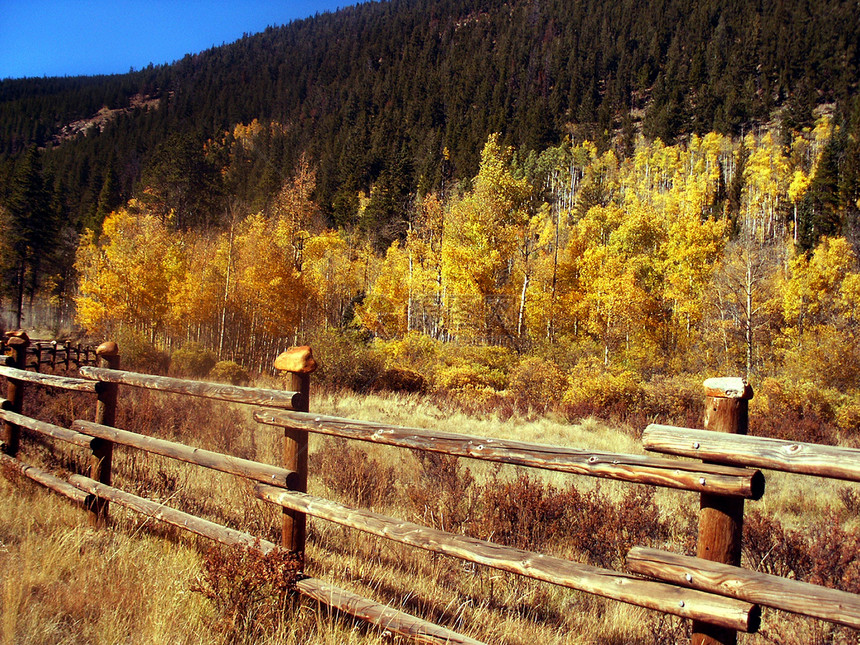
[255,409,765,499]
[79,366,301,409]
[72,420,298,489]
[66,473,487,645]
[69,474,277,551]
[294,578,487,645]
[254,483,759,632]
[0,408,98,449]
[643,424,860,482]
[627,547,860,630]
[0,365,100,392]
[0,452,89,504]
[6,340,860,644]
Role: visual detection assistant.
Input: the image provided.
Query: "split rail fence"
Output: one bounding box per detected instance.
[0,336,98,372]
[1,334,859,644]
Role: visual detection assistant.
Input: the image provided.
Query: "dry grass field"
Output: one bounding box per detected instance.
[2,381,859,644]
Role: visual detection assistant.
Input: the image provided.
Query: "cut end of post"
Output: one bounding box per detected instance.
[703,377,753,400]
[275,346,318,374]
[5,331,30,347]
[96,341,119,358]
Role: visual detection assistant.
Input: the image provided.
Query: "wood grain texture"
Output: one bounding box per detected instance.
[79,366,300,409]
[296,577,487,645]
[702,378,753,400]
[281,371,310,553]
[1,337,27,456]
[693,390,750,645]
[255,484,759,632]
[67,474,484,645]
[88,345,120,524]
[644,424,860,482]
[0,365,99,392]
[627,547,858,629]
[72,420,298,489]
[255,409,763,498]
[68,474,277,552]
[0,409,97,448]
[0,453,88,504]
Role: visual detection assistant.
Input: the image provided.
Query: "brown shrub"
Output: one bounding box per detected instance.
[471,473,670,568]
[209,360,250,386]
[751,378,840,444]
[368,366,428,393]
[306,327,385,392]
[169,344,217,378]
[405,451,476,533]
[508,357,568,412]
[562,361,645,424]
[311,437,397,508]
[472,472,577,551]
[743,510,860,593]
[192,544,302,643]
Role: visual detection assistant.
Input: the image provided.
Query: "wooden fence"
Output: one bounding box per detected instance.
[0,335,98,372]
[1,334,858,644]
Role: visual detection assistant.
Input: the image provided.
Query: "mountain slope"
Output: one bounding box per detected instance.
[0,0,857,230]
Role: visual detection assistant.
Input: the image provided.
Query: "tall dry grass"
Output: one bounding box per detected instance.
[2,370,859,644]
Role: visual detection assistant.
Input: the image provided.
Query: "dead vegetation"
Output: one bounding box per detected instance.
[1,373,859,644]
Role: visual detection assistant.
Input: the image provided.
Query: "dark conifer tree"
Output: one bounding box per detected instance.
[4,146,55,326]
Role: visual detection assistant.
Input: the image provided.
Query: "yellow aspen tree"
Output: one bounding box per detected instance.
[442,134,532,341]
[405,193,445,336]
[521,202,561,340]
[778,236,860,387]
[742,130,790,241]
[781,237,857,335]
[575,202,665,366]
[302,229,375,328]
[231,212,304,338]
[355,240,409,337]
[788,169,811,243]
[167,233,223,336]
[664,212,729,339]
[75,200,181,340]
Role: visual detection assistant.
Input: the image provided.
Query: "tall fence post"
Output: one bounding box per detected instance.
[274,346,318,557]
[1,332,30,456]
[88,341,120,526]
[693,377,753,645]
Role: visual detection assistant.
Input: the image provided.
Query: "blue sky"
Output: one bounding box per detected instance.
[0,0,354,79]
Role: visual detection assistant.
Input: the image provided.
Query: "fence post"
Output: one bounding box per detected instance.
[1,333,30,457]
[692,377,753,645]
[88,341,120,526]
[274,346,318,556]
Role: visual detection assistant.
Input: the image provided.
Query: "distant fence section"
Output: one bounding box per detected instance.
[0,335,98,372]
[1,334,859,644]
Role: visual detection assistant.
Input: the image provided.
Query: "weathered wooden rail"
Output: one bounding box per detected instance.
[1,336,859,644]
[0,336,98,372]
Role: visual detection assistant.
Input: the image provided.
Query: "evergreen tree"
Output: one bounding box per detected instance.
[89,164,121,236]
[4,145,55,326]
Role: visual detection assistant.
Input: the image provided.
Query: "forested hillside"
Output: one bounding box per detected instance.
[2,0,858,228]
[0,0,859,413]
